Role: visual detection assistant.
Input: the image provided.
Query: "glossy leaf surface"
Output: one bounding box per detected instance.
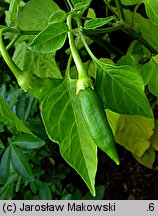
[41,80,97,196]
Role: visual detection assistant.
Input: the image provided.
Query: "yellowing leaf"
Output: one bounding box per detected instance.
[133,148,156,169]
[115,115,154,157]
[151,122,158,151]
[105,109,120,135]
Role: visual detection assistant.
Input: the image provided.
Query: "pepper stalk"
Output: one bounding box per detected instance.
[0,27,36,92]
[67,12,93,94]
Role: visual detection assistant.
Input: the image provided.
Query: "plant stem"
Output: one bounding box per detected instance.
[115,0,125,21]
[122,27,157,54]
[80,32,98,63]
[103,0,118,18]
[67,13,88,79]
[0,28,22,78]
[0,34,20,57]
[88,34,123,57]
[65,0,73,11]
[20,30,40,35]
[132,1,143,26]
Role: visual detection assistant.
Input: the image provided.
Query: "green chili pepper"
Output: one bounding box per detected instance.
[78,87,120,165]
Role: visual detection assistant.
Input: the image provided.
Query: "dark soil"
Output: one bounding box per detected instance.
[98,147,158,200]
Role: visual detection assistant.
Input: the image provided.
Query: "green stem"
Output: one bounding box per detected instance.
[132,1,143,25]
[115,0,125,21]
[0,28,22,78]
[0,27,38,91]
[80,32,98,63]
[67,13,88,79]
[89,34,123,57]
[20,30,40,35]
[0,34,20,57]
[122,27,157,53]
[65,0,73,11]
[103,0,118,18]
[67,13,93,92]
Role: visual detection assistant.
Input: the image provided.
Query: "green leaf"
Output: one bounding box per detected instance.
[17,0,59,30]
[127,40,151,61]
[86,8,96,19]
[148,55,158,96]
[121,0,141,5]
[11,144,34,181]
[37,182,52,200]
[72,0,92,12]
[138,18,158,52]
[74,2,91,11]
[49,10,66,24]
[105,109,120,135]
[140,61,152,86]
[84,185,105,200]
[0,139,4,156]
[144,0,158,25]
[115,115,154,157]
[133,148,156,169]
[84,16,115,29]
[0,146,11,182]
[16,92,34,123]
[116,54,139,68]
[41,80,97,196]
[0,183,14,200]
[0,95,32,134]
[141,55,158,95]
[95,62,152,118]
[28,22,68,53]
[13,42,62,79]
[5,0,20,26]
[28,78,63,102]
[12,134,45,150]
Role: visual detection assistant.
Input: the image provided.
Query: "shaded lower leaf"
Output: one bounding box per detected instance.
[0,95,32,134]
[16,92,34,123]
[12,134,45,150]
[10,144,34,181]
[41,80,97,196]
[0,139,4,156]
[0,183,14,200]
[37,181,52,200]
[0,146,11,182]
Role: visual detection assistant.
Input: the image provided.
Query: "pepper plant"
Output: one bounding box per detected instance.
[0,0,158,197]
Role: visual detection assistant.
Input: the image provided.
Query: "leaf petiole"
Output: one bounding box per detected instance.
[0,27,22,79]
